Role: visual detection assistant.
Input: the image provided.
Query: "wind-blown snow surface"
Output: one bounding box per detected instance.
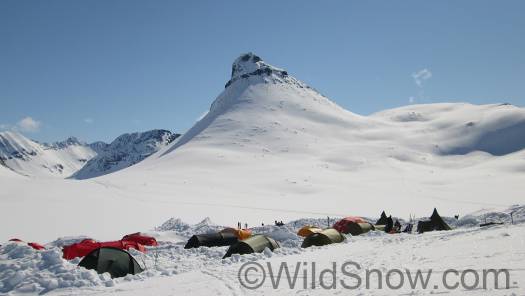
[1,53,525,243]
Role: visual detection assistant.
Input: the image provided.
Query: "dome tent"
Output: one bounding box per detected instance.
[184,232,238,249]
[219,228,252,240]
[345,222,375,235]
[63,239,145,260]
[78,247,143,278]
[301,228,345,248]
[333,216,374,236]
[121,233,158,246]
[297,225,323,237]
[223,235,279,258]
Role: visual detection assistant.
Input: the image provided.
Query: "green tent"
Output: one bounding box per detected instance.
[223,235,279,258]
[346,222,375,236]
[417,208,452,233]
[78,247,143,278]
[301,228,345,248]
[184,232,238,249]
[374,224,386,232]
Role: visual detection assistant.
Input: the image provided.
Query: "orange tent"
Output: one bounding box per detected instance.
[220,228,252,240]
[297,226,323,237]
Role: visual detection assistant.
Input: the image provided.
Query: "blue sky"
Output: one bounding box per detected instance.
[1,1,524,143]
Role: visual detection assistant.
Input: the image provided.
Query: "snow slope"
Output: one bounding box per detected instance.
[0,160,22,179]
[0,132,96,178]
[1,53,524,243]
[71,130,179,179]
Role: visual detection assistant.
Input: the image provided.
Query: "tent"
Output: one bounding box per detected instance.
[374,224,386,232]
[184,232,238,249]
[375,211,388,225]
[417,208,452,233]
[122,233,158,246]
[9,238,45,250]
[223,235,279,258]
[301,228,345,248]
[27,242,45,250]
[219,228,252,240]
[385,216,394,233]
[345,222,375,236]
[78,247,143,278]
[333,217,370,235]
[297,226,323,237]
[63,239,145,260]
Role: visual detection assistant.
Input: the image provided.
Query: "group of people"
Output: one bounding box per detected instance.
[257,220,285,227]
[237,222,248,229]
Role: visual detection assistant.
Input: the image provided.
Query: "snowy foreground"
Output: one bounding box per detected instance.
[1,208,524,295]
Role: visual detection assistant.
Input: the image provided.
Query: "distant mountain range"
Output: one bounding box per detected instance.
[0,130,179,178]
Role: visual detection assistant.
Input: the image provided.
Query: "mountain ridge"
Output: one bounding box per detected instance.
[0,129,179,178]
[72,129,179,179]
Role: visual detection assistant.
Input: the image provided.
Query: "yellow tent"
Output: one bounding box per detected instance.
[297,226,323,237]
[220,228,252,240]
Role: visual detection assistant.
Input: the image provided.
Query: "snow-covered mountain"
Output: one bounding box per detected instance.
[158,53,525,160]
[72,130,179,179]
[122,52,525,222]
[0,131,97,177]
[0,129,179,179]
[1,53,524,242]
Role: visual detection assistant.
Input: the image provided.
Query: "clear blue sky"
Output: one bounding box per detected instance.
[1,1,524,143]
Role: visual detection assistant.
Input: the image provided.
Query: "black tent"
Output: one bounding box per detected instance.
[78,247,143,278]
[375,211,388,225]
[184,232,238,249]
[385,216,394,233]
[223,235,279,258]
[301,228,345,248]
[417,208,452,233]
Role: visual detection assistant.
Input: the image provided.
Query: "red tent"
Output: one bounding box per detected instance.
[9,238,45,250]
[27,242,45,250]
[62,239,146,260]
[122,233,158,246]
[333,216,366,233]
